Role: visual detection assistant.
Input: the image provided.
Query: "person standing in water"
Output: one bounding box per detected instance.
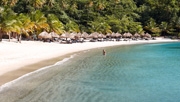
[103,49,106,55]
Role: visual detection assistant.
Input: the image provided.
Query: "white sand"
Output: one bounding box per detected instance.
[0,38,179,77]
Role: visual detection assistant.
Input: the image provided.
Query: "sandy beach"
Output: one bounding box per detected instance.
[0,38,179,86]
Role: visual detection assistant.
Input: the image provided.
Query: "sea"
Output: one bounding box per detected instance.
[0,42,180,102]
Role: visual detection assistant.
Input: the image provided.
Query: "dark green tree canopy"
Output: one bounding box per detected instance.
[0,0,179,36]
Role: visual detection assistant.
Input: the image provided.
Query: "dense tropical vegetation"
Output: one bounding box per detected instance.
[0,0,180,41]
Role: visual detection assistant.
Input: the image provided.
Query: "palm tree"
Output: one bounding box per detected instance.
[88,16,111,34]
[0,8,17,42]
[47,14,64,34]
[95,0,107,11]
[27,0,46,9]
[144,18,161,34]
[46,0,55,7]
[65,21,80,33]
[1,19,17,42]
[0,7,4,41]
[0,0,18,7]
[30,10,49,35]
[15,13,34,42]
[9,0,19,7]
[57,0,69,10]
[0,0,8,5]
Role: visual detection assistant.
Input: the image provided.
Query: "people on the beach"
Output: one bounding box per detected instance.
[103,49,106,55]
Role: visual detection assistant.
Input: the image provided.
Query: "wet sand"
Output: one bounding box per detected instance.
[0,38,179,86]
[0,53,73,86]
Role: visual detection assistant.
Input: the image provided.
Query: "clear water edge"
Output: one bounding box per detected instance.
[0,42,180,102]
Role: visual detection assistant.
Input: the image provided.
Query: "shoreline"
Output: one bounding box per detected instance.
[0,38,179,86]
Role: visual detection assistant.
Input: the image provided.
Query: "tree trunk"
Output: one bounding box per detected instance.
[16,34,18,42]
[0,30,2,42]
[8,32,11,42]
[17,34,22,43]
[19,34,22,43]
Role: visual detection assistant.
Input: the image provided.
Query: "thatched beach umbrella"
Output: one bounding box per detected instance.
[102,35,106,38]
[75,32,81,38]
[89,32,99,39]
[98,34,104,38]
[115,33,122,38]
[81,32,89,38]
[134,33,140,38]
[111,32,116,38]
[38,31,52,39]
[106,33,111,38]
[123,32,132,38]
[49,32,60,38]
[60,32,69,38]
[60,34,66,38]
[69,32,76,39]
[144,33,151,38]
[140,33,145,38]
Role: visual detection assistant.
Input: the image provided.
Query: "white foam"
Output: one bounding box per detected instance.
[0,54,76,92]
[55,54,76,65]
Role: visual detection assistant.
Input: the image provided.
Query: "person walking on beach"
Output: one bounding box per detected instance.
[103,49,106,55]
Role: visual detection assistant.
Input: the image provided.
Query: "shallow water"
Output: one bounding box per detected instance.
[1,42,180,102]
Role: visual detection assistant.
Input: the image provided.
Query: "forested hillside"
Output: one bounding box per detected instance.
[0,0,179,37]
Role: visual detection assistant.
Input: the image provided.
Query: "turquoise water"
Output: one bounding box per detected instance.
[1,42,180,102]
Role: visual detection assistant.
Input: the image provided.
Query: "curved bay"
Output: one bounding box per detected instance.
[2,42,180,102]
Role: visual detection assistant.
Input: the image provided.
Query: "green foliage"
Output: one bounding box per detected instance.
[16,13,34,35]
[88,16,111,33]
[65,21,80,33]
[0,8,17,33]
[30,10,49,34]
[0,0,179,36]
[47,14,64,34]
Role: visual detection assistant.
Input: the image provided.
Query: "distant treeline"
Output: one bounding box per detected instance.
[0,0,179,37]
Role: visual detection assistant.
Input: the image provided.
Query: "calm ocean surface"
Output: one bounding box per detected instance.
[1,42,180,102]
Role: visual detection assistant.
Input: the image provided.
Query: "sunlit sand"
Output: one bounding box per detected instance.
[0,38,178,86]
